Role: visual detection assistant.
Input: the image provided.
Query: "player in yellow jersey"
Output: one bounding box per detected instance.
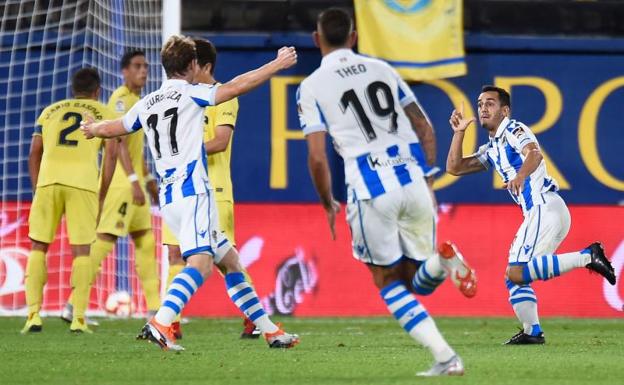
[23,68,117,333]
[161,38,260,339]
[61,50,161,322]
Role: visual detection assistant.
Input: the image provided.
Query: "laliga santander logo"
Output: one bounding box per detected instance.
[0,247,29,311]
[603,239,624,312]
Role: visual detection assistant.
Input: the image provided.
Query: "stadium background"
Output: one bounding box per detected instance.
[0,0,623,319]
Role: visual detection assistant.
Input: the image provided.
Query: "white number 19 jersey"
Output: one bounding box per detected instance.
[122,78,218,206]
[297,48,431,200]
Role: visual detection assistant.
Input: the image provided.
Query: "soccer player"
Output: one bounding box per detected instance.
[446,86,616,344]
[61,50,161,323]
[80,35,299,351]
[23,68,117,333]
[161,38,260,340]
[299,8,475,376]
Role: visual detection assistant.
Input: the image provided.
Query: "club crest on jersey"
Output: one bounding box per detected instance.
[384,0,431,14]
[115,100,125,113]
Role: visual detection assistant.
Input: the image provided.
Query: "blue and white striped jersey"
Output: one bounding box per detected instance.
[122,79,218,206]
[297,49,433,200]
[474,117,558,214]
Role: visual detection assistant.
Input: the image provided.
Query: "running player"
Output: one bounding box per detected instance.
[299,8,475,376]
[446,85,616,344]
[80,35,299,350]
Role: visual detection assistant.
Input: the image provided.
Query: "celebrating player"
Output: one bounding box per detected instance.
[61,50,161,323]
[161,38,260,340]
[80,35,299,350]
[446,85,616,344]
[299,8,475,376]
[23,68,117,333]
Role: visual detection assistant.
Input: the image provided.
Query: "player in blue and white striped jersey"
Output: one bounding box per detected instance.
[81,35,299,351]
[299,8,477,376]
[446,85,616,345]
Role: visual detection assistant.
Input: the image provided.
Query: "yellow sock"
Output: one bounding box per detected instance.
[167,263,184,322]
[25,250,47,315]
[71,255,91,320]
[68,237,114,306]
[134,233,160,311]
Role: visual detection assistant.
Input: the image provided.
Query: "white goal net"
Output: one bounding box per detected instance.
[0,0,166,317]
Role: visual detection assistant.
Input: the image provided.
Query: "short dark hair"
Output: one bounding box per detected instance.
[120,49,145,69]
[317,8,353,47]
[193,38,217,75]
[71,67,100,96]
[481,85,511,108]
[161,35,196,78]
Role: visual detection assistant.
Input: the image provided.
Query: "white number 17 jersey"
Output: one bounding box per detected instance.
[121,78,218,206]
[297,48,431,200]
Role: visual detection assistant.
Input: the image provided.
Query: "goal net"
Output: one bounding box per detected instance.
[0,0,166,317]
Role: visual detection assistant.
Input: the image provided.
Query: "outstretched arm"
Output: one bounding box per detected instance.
[215,47,297,105]
[446,103,486,176]
[306,131,340,240]
[80,116,129,139]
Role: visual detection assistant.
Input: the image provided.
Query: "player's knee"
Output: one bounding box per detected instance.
[167,245,183,265]
[506,267,525,285]
[186,254,213,278]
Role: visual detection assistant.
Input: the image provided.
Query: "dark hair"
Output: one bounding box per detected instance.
[317,8,353,47]
[120,49,146,69]
[161,35,196,78]
[481,85,511,108]
[71,67,101,96]
[193,38,217,75]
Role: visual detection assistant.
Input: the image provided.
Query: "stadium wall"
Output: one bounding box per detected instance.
[1,33,623,317]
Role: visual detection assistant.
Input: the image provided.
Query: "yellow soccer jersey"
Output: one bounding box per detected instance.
[203,94,238,203]
[107,85,145,188]
[34,98,112,193]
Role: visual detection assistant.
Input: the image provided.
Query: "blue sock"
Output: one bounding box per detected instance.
[225,272,277,333]
[522,254,562,283]
[412,259,446,295]
[155,266,204,326]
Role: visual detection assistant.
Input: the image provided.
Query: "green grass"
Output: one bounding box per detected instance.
[1,317,622,385]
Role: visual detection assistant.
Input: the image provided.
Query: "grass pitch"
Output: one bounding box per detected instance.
[1,316,622,385]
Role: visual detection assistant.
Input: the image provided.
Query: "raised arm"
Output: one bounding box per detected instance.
[80,116,129,139]
[28,134,44,194]
[446,103,486,176]
[214,47,297,105]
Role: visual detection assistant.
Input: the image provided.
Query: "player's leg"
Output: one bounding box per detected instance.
[65,186,98,333]
[162,223,185,337]
[215,246,299,348]
[348,186,462,376]
[23,185,63,333]
[398,181,476,298]
[130,229,160,314]
[215,199,260,339]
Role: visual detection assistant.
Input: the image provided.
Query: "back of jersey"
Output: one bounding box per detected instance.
[297,49,427,200]
[122,79,218,206]
[36,98,109,192]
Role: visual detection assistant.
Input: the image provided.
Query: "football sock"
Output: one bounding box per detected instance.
[25,249,47,315]
[68,237,114,306]
[412,256,447,295]
[225,272,279,334]
[155,267,203,327]
[506,278,541,335]
[71,255,92,320]
[381,281,455,363]
[166,263,185,322]
[133,233,160,311]
[522,251,590,283]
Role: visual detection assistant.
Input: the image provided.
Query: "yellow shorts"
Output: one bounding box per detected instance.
[97,186,152,237]
[161,200,235,246]
[28,184,97,245]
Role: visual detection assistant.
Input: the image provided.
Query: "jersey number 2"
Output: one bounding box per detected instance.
[146,107,179,159]
[58,112,82,146]
[340,81,398,142]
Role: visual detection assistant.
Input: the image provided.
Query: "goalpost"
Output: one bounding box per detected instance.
[0,0,180,317]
